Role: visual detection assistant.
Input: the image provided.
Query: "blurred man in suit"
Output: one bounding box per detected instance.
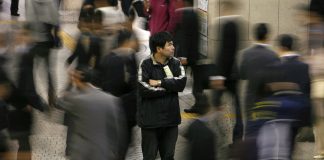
[241,34,311,160]
[57,66,127,160]
[239,23,280,115]
[172,0,202,114]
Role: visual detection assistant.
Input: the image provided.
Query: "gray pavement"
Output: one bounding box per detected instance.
[0,0,316,159]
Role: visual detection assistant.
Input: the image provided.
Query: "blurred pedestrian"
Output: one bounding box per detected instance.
[172,0,202,115]
[209,0,244,143]
[25,0,62,106]
[98,29,138,158]
[56,66,127,160]
[239,23,280,123]
[242,34,311,159]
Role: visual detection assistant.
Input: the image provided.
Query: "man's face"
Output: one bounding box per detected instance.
[159,41,175,57]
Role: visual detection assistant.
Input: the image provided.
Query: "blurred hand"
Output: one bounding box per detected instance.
[23,105,33,112]
[210,79,226,90]
[149,79,161,87]
[144,0,150,12]
[83,4,94,10]
[179,57,188,65]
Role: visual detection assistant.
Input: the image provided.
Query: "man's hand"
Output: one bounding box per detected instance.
[83,4,94,10]
[210,79,226,90]
[144,0,150,12]
[149,79,161,87]
[179,57,188,65]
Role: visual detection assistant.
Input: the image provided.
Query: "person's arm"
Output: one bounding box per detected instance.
[66,37,82,65]
[138,61,167,98]
[160,60,187,92]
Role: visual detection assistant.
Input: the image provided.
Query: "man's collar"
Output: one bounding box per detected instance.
[254,42,271,47]
[151,54,171,65]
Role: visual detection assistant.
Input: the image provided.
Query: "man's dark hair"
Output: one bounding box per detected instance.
[117,29,136,47]
[277,34,297,51]
[149,32,173,54]
[254,23,269,41]
[108,0,118,6]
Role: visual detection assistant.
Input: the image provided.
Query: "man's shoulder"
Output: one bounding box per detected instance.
[139,56,153,66]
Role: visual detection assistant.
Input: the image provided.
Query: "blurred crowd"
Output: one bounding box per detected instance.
[0,0,323,160]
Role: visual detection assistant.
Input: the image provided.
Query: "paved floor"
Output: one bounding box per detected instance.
[0,0,317,159]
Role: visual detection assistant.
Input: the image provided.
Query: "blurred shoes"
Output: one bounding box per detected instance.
[314,155,324,159]
[11,13,20,16]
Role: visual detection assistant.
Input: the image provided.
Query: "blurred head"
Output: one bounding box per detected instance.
[128,7,136,23]
[78,7,95,31]
[277,34,298,52]
[310,0,324,20]
[254,23,269,42]
[71,66,94,88]
[117,29,139,50]
[149,32,174,57]
[92,10,103,31]
[107,0,118,7]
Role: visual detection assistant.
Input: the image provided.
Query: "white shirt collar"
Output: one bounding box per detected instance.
[254,43,271,47]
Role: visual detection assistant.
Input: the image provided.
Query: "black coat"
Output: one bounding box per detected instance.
[67,33,102,69]
[6,45,46,132]
[137,56,187,128]
[98,48,138,123]
[174,7,200,66]
[214,18,241,80]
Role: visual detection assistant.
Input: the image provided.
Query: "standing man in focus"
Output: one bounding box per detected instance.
[138,31,186,160]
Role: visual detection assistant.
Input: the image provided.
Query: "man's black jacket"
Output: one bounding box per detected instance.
[137,55,186,128]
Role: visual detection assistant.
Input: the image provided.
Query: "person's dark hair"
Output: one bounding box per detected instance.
[132,1,146,17]
[183,0,193,5]
[107,0,118,6]
[128,7,136,22]
[310,0,324,18]
[116,29,135,47]
[93,10,103,24]
[75,65,93,83]
[277,34,297,51]
[254,23,269,41]
[149,32,173,54]
[79,7,95,23]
